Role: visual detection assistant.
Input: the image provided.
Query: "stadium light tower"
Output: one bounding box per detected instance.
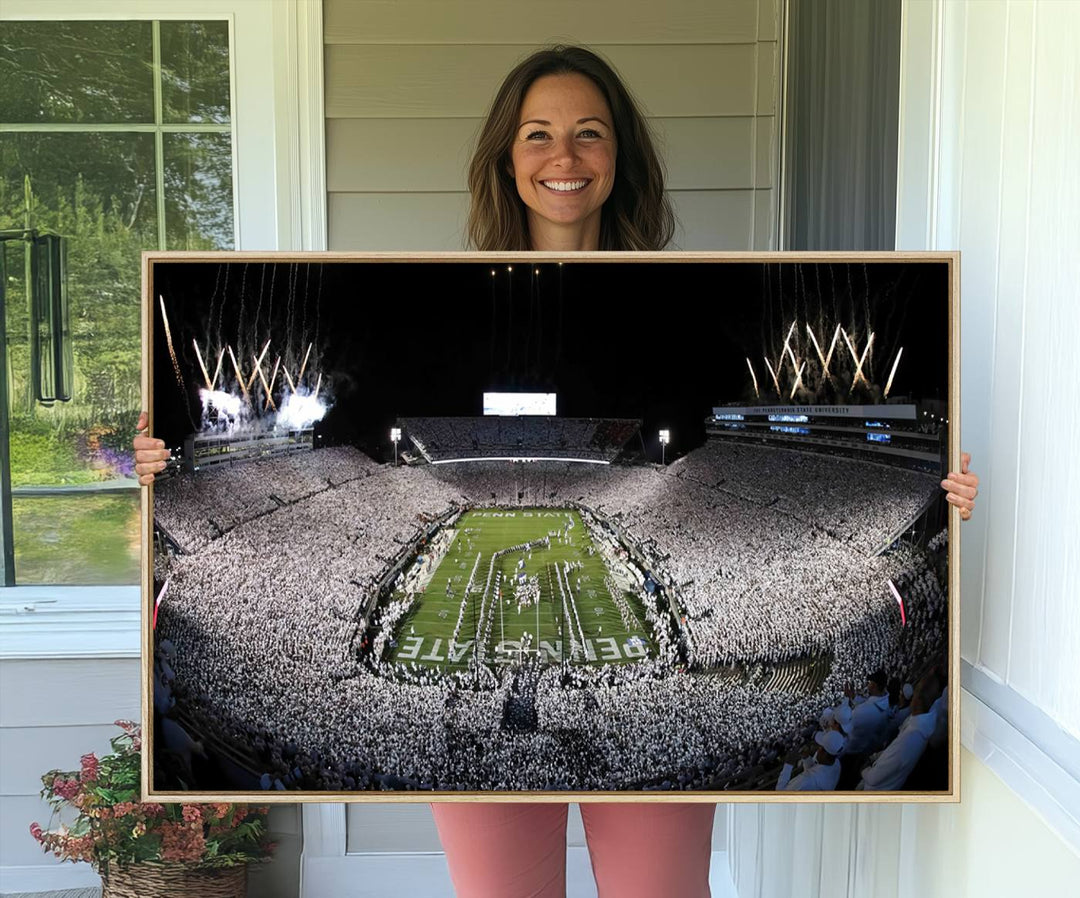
[390,426,401,467]
[659,429,670,465]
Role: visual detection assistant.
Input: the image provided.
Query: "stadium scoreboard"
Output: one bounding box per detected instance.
[484,392,557,416]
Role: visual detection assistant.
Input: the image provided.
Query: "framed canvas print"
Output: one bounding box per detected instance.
[142,251,959,803]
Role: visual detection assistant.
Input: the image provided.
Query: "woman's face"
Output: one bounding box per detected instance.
[509,73,617,249]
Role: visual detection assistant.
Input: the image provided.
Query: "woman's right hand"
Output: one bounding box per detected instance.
[134,411,169,485]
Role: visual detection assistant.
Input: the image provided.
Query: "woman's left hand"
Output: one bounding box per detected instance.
[941,451,979,521]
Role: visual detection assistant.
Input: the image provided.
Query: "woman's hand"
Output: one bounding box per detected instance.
[941,451,979,521]
[133,411,169,486]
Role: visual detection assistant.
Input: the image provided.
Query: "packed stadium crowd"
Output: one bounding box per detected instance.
[153,438,948,792]
[400,416,640,463]
[766,661,950,792]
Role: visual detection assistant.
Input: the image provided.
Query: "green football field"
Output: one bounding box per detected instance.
[387,508,656,670]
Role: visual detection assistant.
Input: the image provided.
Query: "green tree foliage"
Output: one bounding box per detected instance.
[1,19,233,487]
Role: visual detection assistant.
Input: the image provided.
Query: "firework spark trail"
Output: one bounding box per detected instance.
[253,264,266,351]
[856,332,875,386]
[192,339,213,390]
[206,265,223,347]
[880,269,910,381]
[250,350,267,399]
[814,264,825,342]
[227,345,251,405]
[282,365,297,395]
[884,347,903,398]
[863,261,872,379]
[301,264,310,355]
[796,264,806,340]
[255,357,277,412]
[746,357,760,398]
[789,361,806,399]
[507,266,513,368]
[774,264,783,365]
[267,264,277,358]
[806,325,826,367]
[313,372,322,400]
[844,331,875,389]
[760,265,771,363]
[246,339,271,392]
[536,267,543,373]
[297,343,313,386]
[763,356,781,396]
[313,264,323,372]
[779,320,797,376]
[237,262,249,359]
[842,328,860,366]
[823,324,841,378]
[792,263,799,331]
[265,356,281,410]
[211,348,224,390]
[159,296,187,393]
[216,266,230,350]
[286,265,298,371]
[829,264,839,330]
[785,339,799,372]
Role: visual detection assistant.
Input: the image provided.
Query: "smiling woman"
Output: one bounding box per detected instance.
[509,73,617,251]
[466,45,674,252]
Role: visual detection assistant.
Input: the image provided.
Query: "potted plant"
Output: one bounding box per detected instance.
[30,720,274,897]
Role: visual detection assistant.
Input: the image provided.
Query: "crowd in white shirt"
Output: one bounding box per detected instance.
[152,440,948,792]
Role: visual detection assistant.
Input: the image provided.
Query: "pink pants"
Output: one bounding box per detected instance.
[430,802,715,898]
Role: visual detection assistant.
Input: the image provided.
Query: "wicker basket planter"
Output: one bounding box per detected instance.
[101,862,247,898]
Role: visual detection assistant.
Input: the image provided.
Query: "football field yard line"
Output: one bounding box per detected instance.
[388,507,656,669]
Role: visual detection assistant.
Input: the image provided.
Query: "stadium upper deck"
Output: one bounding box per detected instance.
[706,403,945,473]
[399,416,642,464]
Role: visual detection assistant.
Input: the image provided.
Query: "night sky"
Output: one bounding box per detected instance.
[150,258,950,463]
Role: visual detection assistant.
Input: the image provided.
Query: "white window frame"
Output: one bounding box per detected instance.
[0,0,326,660]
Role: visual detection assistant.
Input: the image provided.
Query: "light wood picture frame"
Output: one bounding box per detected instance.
[141,250,960,804]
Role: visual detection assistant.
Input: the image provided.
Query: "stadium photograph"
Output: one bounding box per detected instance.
[145,253,956,798]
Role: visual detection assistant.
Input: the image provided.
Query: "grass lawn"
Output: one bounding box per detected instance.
[388,508,654,671]
[13,493,140,585]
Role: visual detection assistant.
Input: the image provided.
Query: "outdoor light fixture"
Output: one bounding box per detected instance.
[390,427,401,466]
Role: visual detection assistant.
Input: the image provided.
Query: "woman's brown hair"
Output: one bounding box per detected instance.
[467,46,675,252]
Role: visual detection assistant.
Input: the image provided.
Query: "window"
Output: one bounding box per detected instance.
[1,19,234,585]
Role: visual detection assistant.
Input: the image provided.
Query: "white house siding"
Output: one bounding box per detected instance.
[0,655,300,897]
[0,659,140,888]
[324,0,782,251]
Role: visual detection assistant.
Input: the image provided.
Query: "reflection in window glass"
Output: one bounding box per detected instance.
[12,494,140,585]
[160,21,232,124]
[1,19,233,586]
[164,133,234,250]
[0,21,154,124]
[2,133,153,494]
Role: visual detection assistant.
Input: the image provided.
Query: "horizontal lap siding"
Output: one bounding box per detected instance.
[325,0,781,251]
[0,657,300,895]
[325,45,761,118]
[0,658,139,868]
[327,117,769,192]
[324,1,762,46]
